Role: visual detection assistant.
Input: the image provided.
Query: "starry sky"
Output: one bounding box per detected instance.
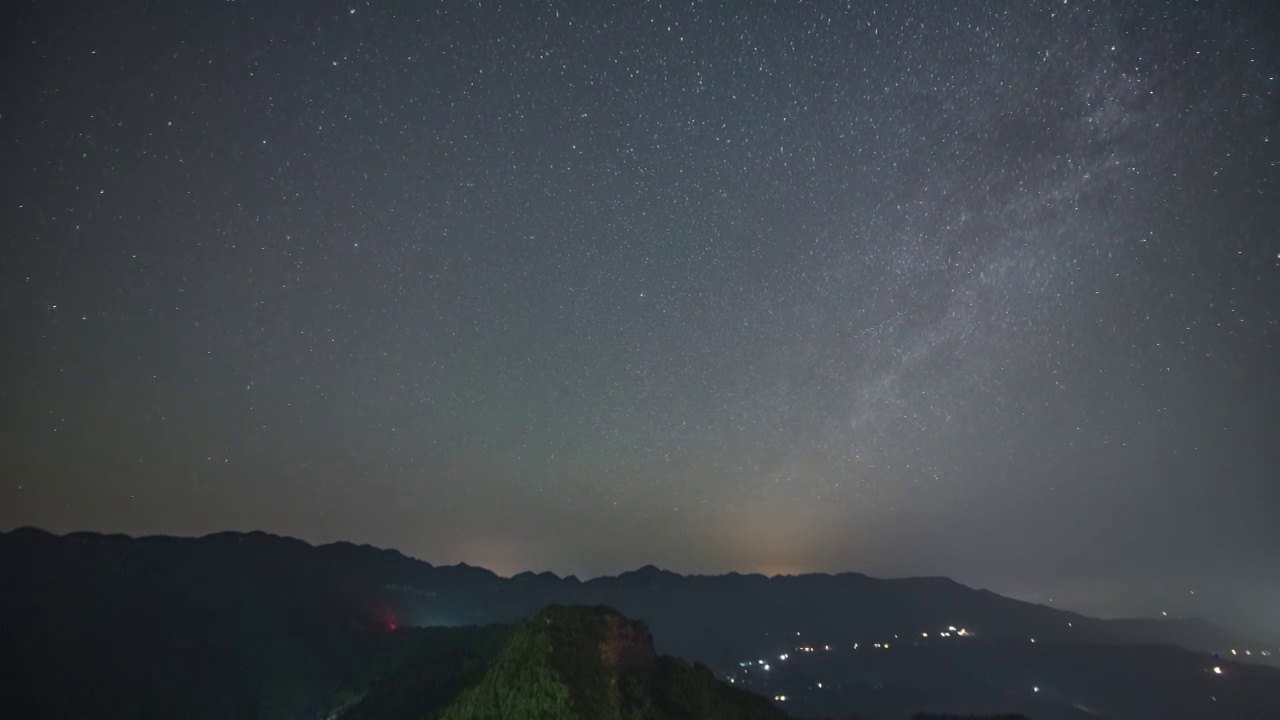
[2,0,1278,633]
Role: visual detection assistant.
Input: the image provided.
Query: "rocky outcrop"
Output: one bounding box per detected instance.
[600,611,656,672]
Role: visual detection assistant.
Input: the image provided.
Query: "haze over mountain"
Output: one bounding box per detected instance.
[4,528,1277,719]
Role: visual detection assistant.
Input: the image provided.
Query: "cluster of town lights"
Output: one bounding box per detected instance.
[739,623,983,692]
[735,621,1276,706]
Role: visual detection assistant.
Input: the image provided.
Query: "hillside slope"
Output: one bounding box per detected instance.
[425,606,786,720]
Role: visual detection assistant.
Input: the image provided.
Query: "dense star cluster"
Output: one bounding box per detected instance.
[2,1,1277,632]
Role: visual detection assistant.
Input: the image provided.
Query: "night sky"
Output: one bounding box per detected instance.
[3,0,1278,633]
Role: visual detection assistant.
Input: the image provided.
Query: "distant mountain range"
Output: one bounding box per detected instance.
[2,527,1277,719]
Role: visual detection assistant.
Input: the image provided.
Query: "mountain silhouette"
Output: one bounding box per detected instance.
[3,527,1277,719]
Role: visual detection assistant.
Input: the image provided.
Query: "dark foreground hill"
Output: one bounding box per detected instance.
[338,605,789,720]
[2,528,1278,719]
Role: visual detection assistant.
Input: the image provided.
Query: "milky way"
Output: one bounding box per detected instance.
[2,0,1277,633]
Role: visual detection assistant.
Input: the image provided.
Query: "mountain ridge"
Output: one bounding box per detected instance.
[3,526,1279,719]
[0,525,1250,655]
